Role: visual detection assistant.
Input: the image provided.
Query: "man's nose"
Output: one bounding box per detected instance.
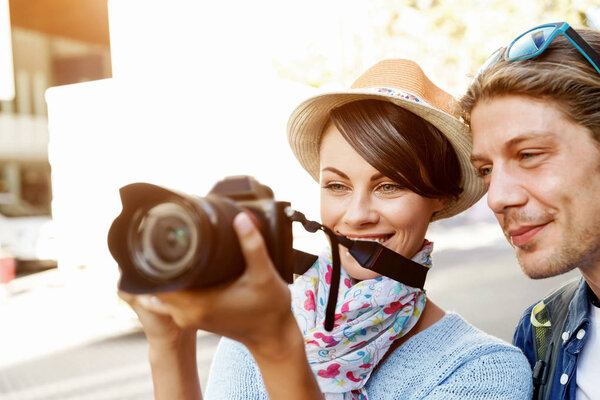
[486,165,528,214]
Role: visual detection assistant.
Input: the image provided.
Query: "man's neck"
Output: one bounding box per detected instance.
[580,265,600,307]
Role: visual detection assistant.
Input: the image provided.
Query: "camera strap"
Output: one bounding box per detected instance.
[288,210,430,331]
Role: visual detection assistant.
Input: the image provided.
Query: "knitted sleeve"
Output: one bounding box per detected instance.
[424,347,533,400]
[204,337,268,400]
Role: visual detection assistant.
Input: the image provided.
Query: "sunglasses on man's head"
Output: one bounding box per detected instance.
[478,21,600,77]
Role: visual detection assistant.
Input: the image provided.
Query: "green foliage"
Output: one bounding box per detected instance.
[273,0,599,96]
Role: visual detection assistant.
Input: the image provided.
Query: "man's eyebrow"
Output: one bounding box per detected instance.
[470,153,488,164]
[505,135,545,148]
[470,133,556,163]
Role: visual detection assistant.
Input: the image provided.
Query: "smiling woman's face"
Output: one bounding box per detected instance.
[319,123,445,280]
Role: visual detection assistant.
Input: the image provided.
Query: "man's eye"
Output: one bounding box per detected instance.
[478,166,492,177]
[520,152,537,160]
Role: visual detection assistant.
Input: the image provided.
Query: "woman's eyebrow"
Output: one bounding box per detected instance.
[370,172,385,181]
[321,167,349,179]
[321,168,387,181]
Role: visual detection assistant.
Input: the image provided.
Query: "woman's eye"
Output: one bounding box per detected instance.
[323,183,348,192]
[377,183,403,193]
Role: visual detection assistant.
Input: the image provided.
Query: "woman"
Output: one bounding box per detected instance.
[121,59,533,399]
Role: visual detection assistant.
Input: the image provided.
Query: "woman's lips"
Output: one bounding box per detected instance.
[508,224,547,247]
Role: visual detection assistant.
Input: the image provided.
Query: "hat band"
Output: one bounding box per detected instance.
[366,87,430,107]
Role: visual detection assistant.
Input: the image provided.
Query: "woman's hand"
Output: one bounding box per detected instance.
[118,290,194,346]
[141,212,299,357]
[121,211,322,399]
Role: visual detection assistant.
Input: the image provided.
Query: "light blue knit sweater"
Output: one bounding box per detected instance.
[204,313,533,399]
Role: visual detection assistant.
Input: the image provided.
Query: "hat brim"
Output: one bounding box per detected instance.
[287,90,487,220]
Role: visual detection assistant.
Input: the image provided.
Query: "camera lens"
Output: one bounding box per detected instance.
[130,202,201,281]
[150,216,191,262]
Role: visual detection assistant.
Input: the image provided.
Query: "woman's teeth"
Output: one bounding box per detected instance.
[349,236,389,243]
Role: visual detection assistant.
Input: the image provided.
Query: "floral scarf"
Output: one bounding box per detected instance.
[290,241,433,400]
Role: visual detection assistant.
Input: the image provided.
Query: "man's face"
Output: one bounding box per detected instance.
[470,95,600,279]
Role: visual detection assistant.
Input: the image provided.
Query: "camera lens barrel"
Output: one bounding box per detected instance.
[107,178,294,294]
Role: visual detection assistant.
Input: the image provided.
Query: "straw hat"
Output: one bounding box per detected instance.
[287,58,487,220]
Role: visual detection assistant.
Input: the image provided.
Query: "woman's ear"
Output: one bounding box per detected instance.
[432,197,450,213]
[429,197,450,221]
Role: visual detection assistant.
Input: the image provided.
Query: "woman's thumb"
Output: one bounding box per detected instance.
[233,212,273,274]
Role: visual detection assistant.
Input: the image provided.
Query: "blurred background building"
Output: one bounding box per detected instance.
[0,0,110,275]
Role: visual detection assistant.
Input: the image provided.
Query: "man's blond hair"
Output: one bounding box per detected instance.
[459,28,600,140]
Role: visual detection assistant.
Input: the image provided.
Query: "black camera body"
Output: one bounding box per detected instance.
[107,176,295,294]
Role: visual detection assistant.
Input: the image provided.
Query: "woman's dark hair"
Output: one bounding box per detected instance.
[328,99,462,200]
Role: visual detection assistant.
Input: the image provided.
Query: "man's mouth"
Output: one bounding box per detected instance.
[507,224,548,247]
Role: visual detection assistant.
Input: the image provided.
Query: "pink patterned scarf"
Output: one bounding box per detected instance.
[290,241,433,400]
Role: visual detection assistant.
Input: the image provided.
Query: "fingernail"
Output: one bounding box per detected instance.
[234,212,254,235]
[138,295,162,308]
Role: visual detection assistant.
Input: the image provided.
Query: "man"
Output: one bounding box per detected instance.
[459,22,600,400]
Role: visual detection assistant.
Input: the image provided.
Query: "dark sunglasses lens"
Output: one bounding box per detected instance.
[507,26,556,60]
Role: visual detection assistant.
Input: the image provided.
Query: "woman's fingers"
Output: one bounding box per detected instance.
[233,212,275,277]
[119,289,172,315]
[136,295,172,315]
[121,212,292,342]
[118,290,135,305]
[151,213,290,336]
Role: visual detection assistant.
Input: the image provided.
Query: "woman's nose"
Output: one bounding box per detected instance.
[342,191,378,227]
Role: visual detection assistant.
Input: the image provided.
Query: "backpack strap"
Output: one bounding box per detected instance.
[531,278,580,400]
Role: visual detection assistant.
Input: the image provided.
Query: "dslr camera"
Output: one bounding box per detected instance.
[107,176,295,294]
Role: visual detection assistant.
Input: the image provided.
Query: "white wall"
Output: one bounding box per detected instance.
[45,1,323,284]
